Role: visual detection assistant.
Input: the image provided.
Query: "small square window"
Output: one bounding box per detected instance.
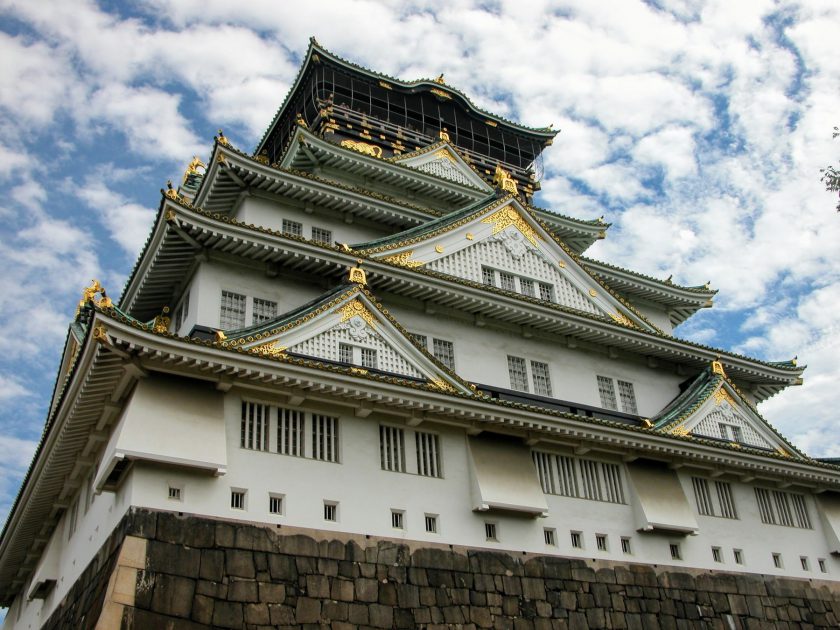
[231,489,246,510]
[621,537,632,555]
[282,219,303,237]
[391,510,404,529]
[733,549,744,565]
[485,522,498,541]
[425,514,438,533]
[819,558,827,573]
[772,553,783,569]
[544,528,556,546]
[311,226,332,244]
[269,494,284,515]
[670,543,681,560]
[570,531,582,549]
[596,534,607,552]
[324,501,338,522]
[168,486,182,501]
[499,272,516,292]
[800,556,809,571]
[712,547,722,563]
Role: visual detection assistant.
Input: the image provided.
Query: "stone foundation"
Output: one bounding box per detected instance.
[45,508,840,629]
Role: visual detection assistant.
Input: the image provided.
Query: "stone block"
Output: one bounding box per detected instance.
[319,538,346,560]
[258,581,286,603]
[156,512,215,548]
[348,602,370,625]
[305,574,330,598]
[134,569,155,610]
[225,549,255,579]
[267,553,298,581]
[728,594,749,615]
[150,573,195,618]
[212,601,244,629]
[586,608,606,628]
[295,555,317,574]
[471,605,494,628]
[355,577,378,602]
[199,548,224,582]
[229,579,259,602]
[215,523,235,548]
[295,597,321,624]
[323,600,348,621]
[191,593,214,625]
[234,525,274,552]
[568,611,588,630]
[368,603,395,628]
[571,567,596,583]
[276,533,319,557]
[129,608,206,630]
[195,579,226,599]
[379,581,398,605]
[522,577,547,600]
[268,604,296,625]
[244,602,270,625]
[318,558,339,577]
[147,540,201,578]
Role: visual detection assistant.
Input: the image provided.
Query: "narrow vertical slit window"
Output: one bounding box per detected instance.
[484,522,498,541]
[269,494,284,515]
[570,531,582,549]
[596,534,608,551]
[380,425,406,472]
[621,537,632,554]
[670,543,681,560]
[277,408,304,457]
[391,510,404,529]
[231,490,246,510]
[712,547,722,563]
[772,553,783,568]
[425,514,438,533]
[312,415,339,462]
[323,501,338,522]
[733,549,744,565]
[415,431,441,477]
[544,528,556,546]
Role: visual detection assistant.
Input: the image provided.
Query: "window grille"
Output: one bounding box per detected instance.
[411,333,428,347]
[534,452,625,504]
[670,543,681,560]
[715,481,738,519]
[621,537,632,554]
[241,401,270,451]
[602,463,625,504]
[391,510,404,529]
[579,459,603,501]
[800,556,809,571]
[220,291,246,329]
[499,272,516,292]
[168,486,182,501]
[597,375,618,410]
[324,502,337,521]
[772,553,782,568]
[530,360,552,397]
[544,528,556,546]
[339,342,353,364]
[756,488,776,523]
[617,380,638,414]
[791,494,811,528]
[734,549,744,564]
[570,531,582,548]
[596,535,608,551]
[269,495,283,515]
[538,282,554,302]
[415,431,441,477]
[282,219,302,237]
[425,514,438,533]
[380,425,406,472]
[773,491,795,527]
[311,226,332,244]
[252,297,277,324]
[485,522,498,541]
[520,278,535,297]
[507,356,529,392]
[482,266,495,286]
[231,490,246,510]
[360,347,377,369]
[819,559,827,573]
[532,452,556,494]
[277,408,304,456]
[312,414,339,462]
[692,477,715,516]
[712,547,723,562]
[719,423,743,442]
[755,488,810,529]
[557,455,580,497]
[433,338,455,370]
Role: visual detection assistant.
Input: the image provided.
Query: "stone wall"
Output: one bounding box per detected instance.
[45,508,840,629]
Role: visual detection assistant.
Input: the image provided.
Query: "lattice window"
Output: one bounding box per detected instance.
[277,408,304,456]
[339,342,353,364]
[415,431,441,477]
[391,510,404,529]
[360,347,378,369]
[538,282,554,302]
[220,291,246,329]
[282,219,302,237]
[485,522,498,541]
[520,278,535,297]
[231,490,246,510]
[617,380,637,414]
[530,360,552,397]
[324,502,337,521]
[544,528,556,546]
[791,494,811,528]
[433,338,455,370]
[597,375,618,410]
[380,425,406,472]
[241,401,270,451]
[596,535,608,551]
[312,414,339,462]
[719,423,744,442]
[425,514,438,533]
[508,356,529,392]
[499,272,516,292]
[482,266,495,286]
[311,226,332,244]
[755,488,775,523]
[411,333,428,347]
[252,297,277,325]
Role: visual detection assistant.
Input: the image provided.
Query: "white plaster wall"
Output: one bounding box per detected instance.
[234,194,393,246]
[631,300,673,335]
[6,474,134,630]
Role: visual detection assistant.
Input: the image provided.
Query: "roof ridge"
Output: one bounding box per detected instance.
[581,257,718,295]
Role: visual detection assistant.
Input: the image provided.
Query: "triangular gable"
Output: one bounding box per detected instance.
[391,141,492,191]
[654,363,802,458]
[355,195,656,332]
[219,282,474,396]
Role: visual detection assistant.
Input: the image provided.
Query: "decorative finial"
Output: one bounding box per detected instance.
[217,129,230,147]
[164,180,179,200]
[641,418,653,429]
[295,113,308,128]
[597,215,605,224]
[152,306,171,333]
[76,279,112,317]
[434,73,445,85]
[255,150,270,165]
[704,281,711,290]
[214,330,227,342]
[492,164,518,196]
[665,274,673,284]
[348,260,367,285]
[711,358,726,376]
[791,356,798,366]
[339,243,353,253]
[182,156,207,185]
[439,127,450,142]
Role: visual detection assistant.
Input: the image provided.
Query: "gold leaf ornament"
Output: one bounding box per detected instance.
[481,206,541,246]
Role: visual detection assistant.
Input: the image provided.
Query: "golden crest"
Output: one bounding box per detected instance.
[610,313,635,328]
[776,447,790,457]
[465,233,474,241]
[340,140,383,158]
[182,156,206,184]
[382,250,425,268]
[254,151,270,165]
[492,164,519,195]
[217,129,230,147]
[713,388,737,407]
[430,87,451,99]
[671,425,690,437]
[92,324,109,344]
[214,330,227,342]
[480,206,541,246]
[433,149,456,163]
[588,289,597,297]
[711,359,726,376]
[251,340,287,358]
[429,378,456,393]
[152,306,171,333]
[348,265,367,285]
[434,245,444,254]
[439,128,450,142]
[335,299,377,328]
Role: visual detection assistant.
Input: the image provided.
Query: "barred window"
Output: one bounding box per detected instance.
[277,408,304,456]
[508,356,529,392]
[391,510,404,529]
[530,360,552,397]
[534,451,625,504]
[499,272,516,292]
[360,347,377,369]
[692,477,738,519]
[415,431,441,477]
[425,514,438,533]
[252,297,277,325]
[692,477,715,516]
[482,266,495,286]
[231,490,246,510]
[311,226,332,244]
[241,401,270,451]
[755,488,811,529]
[380,425,406,472]
[617,380,638,414]
[520,278,535,297]
[716,481,738,519]
[433,338,455,370]
[411,333,428,347]
[538,282,554,302]
[269,494,284,515]
[312,415,339,462]
[282,219,302,237]
[324,501,337,521]
[339,343,353,364]
[544,528,556,546]
[719,423,744,442]
[220,291,246,329]
[597,375,617,410]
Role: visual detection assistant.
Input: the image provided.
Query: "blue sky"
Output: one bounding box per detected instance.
[0,0,839,530]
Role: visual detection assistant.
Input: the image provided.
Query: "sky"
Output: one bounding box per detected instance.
[0,0,838,529]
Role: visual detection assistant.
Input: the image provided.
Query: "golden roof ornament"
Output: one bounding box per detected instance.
[217,129,230,147]
[439,127,450,142]
[711,359,726,376]
[492,164,519,196]
[164,180,179,200]
[434,73,445,85]
[76,279,112,316]
[348,261,367,285]
[152,306,171,333]
[214,330,227,342]
[255,150,270,165]
[182,156,206,184]
[295,113,308,128]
